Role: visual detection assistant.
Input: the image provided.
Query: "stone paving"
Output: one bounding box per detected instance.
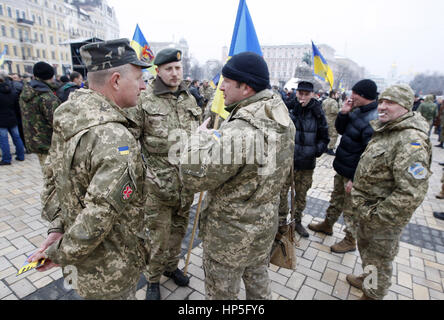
[1,134,444,300]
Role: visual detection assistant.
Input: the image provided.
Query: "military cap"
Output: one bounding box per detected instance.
[379,84,415,111]
[80,38,151,72]
[153,48,182,66]
[297,81,314,92]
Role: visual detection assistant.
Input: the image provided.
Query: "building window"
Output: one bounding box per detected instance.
[10,27,15,38]
[13,46,17,56]
[0,5,3,16]
[51,51,55,60]
[7,7,12,18]
[40,34,44,43]
[50,36,54,45]
[21,11,25,19]
[42,50,46,59]
[38,16,42,25]
[47,19,51,27]
[1,25,5,37]
[27,48,31,57]
[36,49,40,58]
[4,45,9,55]
[16,9,20,18]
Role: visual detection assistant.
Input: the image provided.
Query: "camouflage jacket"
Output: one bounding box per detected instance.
[352,112,432,236]
[42,89,149,299]
[180,90,296,268]
[322,98,339,124]
[138,77,202,207]
[417,95,438,123]
[201,85,215,102]
[19,80,61,153]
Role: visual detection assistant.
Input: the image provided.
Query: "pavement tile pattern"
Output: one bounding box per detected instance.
[1,134,444,300]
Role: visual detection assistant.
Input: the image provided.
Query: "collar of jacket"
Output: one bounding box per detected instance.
[153,76,188,96]
[225,89,273,115]
[371,111,428,135]
[294,98,319,113]
[359,100,378,113]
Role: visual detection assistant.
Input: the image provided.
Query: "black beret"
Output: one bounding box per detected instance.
[153,48,182,66]
[80,38,151,72]
[33,62,55,80]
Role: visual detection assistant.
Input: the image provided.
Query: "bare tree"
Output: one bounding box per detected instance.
[410,73,444,96]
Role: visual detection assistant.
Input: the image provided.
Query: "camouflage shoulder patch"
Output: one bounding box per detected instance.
[408,163,427,180]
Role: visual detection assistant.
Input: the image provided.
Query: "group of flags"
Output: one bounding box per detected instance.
[129,0,338,120]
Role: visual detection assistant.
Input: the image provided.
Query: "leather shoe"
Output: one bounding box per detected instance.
[294,222,309,238]
[146,282,160,300]
[439,162,444,166]
[433,212,444,221]
[0,161,11,166]
[163,268,190,286]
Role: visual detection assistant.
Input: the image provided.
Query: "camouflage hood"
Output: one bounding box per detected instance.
[54,88,129,141]
[228,89,292,135]
[20,80,57,103]
[424,95,434,103]
[371,112,429,136]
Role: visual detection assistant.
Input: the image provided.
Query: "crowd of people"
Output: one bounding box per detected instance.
[0,37,442,301]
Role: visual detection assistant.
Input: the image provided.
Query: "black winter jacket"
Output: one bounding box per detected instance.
[333,101,379,180]
[0,81,19,128]
[289,98,330,170]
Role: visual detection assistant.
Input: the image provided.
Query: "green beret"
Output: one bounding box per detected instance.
[80,38,151,72]
[153,48,182,66]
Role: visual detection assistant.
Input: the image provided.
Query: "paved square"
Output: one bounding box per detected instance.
[1,134,444,300]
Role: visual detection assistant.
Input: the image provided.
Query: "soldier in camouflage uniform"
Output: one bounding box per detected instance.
[201,79,215,108]
[180,52,295,299]
[28,39,151,300]
[348,84,431,300]
[417,94,438,136]
[138,48,202,300]
[19,61,61,168]
[322,90,340,155]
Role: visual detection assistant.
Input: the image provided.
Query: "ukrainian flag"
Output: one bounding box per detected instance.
[210,73,220,89]
[130,24,156,75]
[312,41,334,89]
[211,0,263,119]
[0,48,6,68]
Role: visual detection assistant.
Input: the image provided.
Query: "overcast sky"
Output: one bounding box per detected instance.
[107,0,444,78]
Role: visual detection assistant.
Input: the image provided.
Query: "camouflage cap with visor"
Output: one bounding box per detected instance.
[80,38,151,72]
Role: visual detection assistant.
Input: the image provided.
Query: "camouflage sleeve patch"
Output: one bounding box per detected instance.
[408,163,428,180]
[106,167,137,213]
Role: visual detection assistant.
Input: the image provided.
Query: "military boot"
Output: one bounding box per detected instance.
[294,222,309,238]
[163,268,190,286]
[330,233,356,253]
[359,293,376,300]
[436,184,444,199]
[308,219,333,236]
[146,283,161,300]
[346,274,365,290]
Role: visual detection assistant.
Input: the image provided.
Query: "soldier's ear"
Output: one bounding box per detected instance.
[109,72,121,90]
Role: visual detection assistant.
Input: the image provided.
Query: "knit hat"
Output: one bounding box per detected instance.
[352,79,378,101]
[222,52,271,93]
[379,84,415,111]
[33,62,55,80]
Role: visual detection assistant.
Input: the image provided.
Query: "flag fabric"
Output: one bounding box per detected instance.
[210,73,220,89]
[339,81,345,93]
[130,24,156,75]
[0,48,6,67]
[211,0,263,119]
[312,41,334,89]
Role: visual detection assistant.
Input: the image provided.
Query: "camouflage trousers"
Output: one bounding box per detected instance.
[327,122,338,150]
[279,170,314,223]
[202,252,272,300]
[37,153,48,170]
[325,173,357,238]
[357,221,401,300]
[144,193,193,283]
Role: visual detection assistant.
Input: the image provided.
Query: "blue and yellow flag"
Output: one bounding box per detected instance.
[312,41,334,89]
[0,48,6,67]
[210,73,220,89]
[130,24,156,75]
[339,81,345,93]
[211,0,263,119]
